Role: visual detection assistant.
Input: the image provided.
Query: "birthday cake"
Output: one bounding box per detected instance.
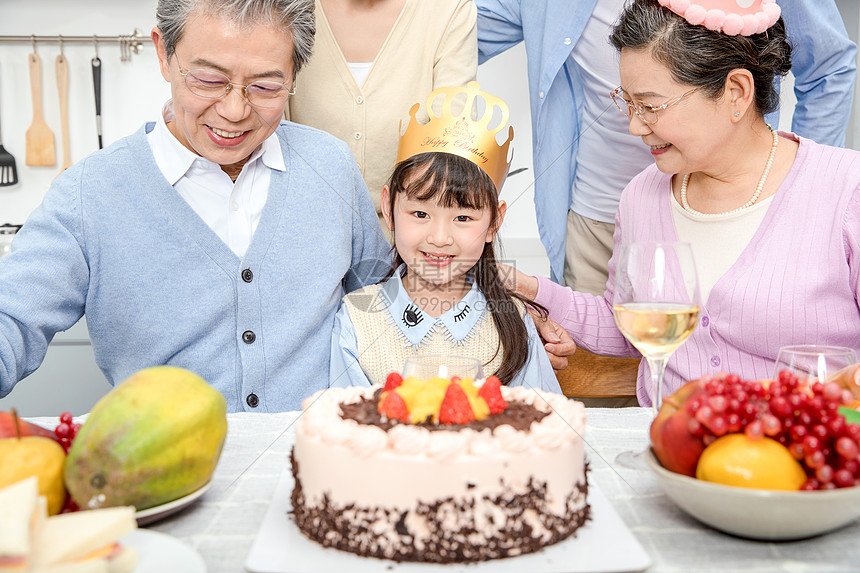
[290,375,590,563]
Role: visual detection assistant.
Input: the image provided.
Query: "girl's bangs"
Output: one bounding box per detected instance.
[396,153,495,211]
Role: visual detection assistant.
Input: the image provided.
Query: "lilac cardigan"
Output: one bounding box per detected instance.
[534,134,860,406]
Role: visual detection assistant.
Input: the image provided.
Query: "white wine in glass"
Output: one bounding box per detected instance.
[612,242,700,468]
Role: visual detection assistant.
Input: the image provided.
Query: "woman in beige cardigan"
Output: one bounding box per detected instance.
[285,0,478,229]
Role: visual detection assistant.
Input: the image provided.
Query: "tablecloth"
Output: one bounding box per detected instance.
[31,409,860,572]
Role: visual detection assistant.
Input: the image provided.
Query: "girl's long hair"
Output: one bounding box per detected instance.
[385,152,546,385]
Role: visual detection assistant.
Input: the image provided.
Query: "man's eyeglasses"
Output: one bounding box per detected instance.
[610,86,699,125]
[176,57,296,109]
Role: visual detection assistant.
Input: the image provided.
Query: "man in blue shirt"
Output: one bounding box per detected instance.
[477,0,857,290]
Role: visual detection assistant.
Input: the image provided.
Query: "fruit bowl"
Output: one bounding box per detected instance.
[645,448,860,540]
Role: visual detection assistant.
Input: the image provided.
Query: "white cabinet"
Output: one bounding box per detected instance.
[0,319,111,416]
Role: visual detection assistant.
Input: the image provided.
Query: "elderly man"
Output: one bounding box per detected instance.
[0,0,390,412]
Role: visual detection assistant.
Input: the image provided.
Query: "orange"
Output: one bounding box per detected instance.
[696,434,806,491]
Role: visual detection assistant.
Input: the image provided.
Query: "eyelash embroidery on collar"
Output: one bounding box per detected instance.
[454,304,471,322]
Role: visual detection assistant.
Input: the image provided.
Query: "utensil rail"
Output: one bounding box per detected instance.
[0,31,145,61]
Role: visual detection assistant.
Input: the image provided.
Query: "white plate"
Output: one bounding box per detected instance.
[123,529,206,573]
[135,482,211,526]
[245,466,651,573]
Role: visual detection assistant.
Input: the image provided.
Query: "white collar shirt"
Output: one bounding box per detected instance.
[568,0,653,222]
[147,100,286,257]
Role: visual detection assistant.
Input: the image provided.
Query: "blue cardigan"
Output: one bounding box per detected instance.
[0,122,390,412]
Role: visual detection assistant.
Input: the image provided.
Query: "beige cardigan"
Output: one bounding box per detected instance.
[286,0,478,217]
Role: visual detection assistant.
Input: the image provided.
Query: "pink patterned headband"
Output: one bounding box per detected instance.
[656,0,781,36]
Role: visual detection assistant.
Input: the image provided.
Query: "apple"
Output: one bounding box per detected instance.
[0,410,56,441]
[650,378,707,477]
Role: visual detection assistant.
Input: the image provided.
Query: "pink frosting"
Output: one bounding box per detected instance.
[661,0,780,36]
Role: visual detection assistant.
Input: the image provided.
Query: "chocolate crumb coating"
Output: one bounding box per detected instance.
[291,450,592,563]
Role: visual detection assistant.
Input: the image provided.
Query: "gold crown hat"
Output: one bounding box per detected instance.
[396,81,514,191]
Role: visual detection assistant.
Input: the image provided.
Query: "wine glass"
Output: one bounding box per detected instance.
[612,242,701,468]
[772,345,857,386]
[402,354,484,381]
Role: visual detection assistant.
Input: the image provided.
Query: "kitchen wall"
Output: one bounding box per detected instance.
[0,1,167,223]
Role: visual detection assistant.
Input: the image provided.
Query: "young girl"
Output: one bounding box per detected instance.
[329,83,560,391]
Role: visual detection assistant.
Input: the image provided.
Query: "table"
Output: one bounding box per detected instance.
[34,409,860,572]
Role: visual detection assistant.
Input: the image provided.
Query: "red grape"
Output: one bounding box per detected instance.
[836,437,859,460]
[709,416,728,436]
[762,414,782,437]
[816,464,834,484]
[835,469,855,487]
[708,395,728,413]
[54,423,71,439]
[806,450,826,470]
[745,420,764,440]
[53,412,79,454]
[802,435,821,454]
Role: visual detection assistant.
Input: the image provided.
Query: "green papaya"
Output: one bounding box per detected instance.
[64,366,227,511]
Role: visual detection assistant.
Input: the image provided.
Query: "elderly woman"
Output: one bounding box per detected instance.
[0,0,390,412]
[507,0,860,406]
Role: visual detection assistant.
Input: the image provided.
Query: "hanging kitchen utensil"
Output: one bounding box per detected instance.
[0,73,18,186]
[25,43,56,167]
[0,224,21,259]
[92,38,103,149]
[56,42,72,172]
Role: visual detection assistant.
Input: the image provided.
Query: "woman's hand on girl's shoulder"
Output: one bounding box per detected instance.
[527,311,577,371]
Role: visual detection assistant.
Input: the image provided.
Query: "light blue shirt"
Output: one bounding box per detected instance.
[477,0,858,282]
[330,266,562,393]
[0,122,391,412]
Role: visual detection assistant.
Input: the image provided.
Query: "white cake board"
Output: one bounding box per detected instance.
[245,465,651,573]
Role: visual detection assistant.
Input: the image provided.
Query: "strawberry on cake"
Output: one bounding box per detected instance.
[290,374,590,563]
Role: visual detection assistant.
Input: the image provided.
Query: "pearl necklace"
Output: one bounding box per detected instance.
[680,127,779,217]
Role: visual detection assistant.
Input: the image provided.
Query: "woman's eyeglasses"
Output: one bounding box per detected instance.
[610,86,699,125]
[176,57,295,109]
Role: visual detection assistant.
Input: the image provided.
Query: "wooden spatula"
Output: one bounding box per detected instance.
[56,54,71,171]
[25,52,55,167]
